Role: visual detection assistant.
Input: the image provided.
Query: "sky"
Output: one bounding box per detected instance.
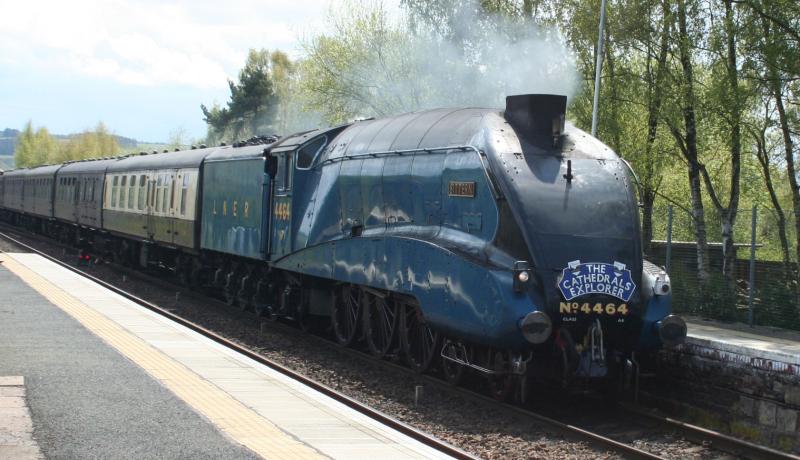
[0,0,373,143]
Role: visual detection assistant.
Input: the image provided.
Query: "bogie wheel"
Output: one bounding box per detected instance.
[441,343,469,385]
[400,301,440,373]
[363,290,398,358]
[331,285,362,346]
[513,374,530,405]
[487,350,514,402]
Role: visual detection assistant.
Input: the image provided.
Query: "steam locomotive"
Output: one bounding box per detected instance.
[0,94,686,401]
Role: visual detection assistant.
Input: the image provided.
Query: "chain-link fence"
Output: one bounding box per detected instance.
[645,206,800,330]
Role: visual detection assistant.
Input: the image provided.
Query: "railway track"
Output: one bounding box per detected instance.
[1,227,796,460]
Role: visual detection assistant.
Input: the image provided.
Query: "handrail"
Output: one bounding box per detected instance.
[316,144,504,200]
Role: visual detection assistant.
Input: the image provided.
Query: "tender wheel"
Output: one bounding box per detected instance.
[363,291,398,358]
[331,285,361,346]
[237,272,254,312]
[224,270,238,306]
[295,289,314,332]
[400,301,439,373]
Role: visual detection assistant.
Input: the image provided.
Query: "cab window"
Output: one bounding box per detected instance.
[296,136,326,169]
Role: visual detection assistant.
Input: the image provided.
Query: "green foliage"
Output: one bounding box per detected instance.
[298,3,425,123]
[14,121,120,168]
[201,49,308,144]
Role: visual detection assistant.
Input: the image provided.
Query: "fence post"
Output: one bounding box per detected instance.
[665,206,673,273]
[748,206,757,327]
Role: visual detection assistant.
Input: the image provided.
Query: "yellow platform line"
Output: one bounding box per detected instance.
[0,254,324,460]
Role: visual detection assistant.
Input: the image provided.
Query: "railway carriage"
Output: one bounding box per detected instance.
[22,164,59,220]
[55,159,116,231]
[1,169,26,213]
[102,148,212,255]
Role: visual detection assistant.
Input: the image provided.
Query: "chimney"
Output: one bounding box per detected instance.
[504,94,567,146]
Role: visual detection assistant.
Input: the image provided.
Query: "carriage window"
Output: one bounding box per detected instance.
[119,175,127,209]
[161,175,169,213]
[156,175,164,212]
[180,174,190,215]
[128,175,136,209]
[111,176,119,208]
[148,178,155,207]
[138,175,146,210]
[296,136,327,169]
[169,175,175,211]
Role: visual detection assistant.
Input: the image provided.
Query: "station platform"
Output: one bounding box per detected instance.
[684,317,800,376]
[657,316,800,451]
[0,252,454,460]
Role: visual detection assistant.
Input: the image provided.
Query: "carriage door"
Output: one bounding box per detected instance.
[270,152,293,259]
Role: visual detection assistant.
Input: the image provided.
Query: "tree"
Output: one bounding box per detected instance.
[201,49,280,143]
[749,1,800,271]
[14,121,35,167]
[750,103,792,274]
[14,121,58,168]
[692,0,744,290]
[667,0,710,290]
[168,127,188,151]
[56,123,120,162]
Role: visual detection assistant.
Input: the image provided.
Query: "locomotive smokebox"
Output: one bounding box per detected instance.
[504,94,567,144]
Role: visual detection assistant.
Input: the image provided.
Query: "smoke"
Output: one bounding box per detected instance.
[306,0,579,121]
[407,4,579,108]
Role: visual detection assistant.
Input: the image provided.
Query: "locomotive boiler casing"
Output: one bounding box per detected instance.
[266,95,683,352]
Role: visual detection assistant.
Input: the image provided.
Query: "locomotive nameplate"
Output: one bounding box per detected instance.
[557,260,636,302]
[448,181,476,197]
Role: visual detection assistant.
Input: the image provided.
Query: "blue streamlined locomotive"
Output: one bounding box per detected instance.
[0,94,686,400]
